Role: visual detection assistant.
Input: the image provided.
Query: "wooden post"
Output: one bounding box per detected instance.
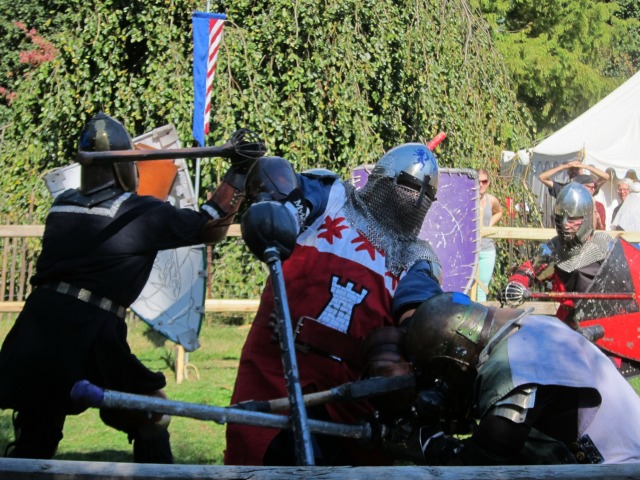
[175,344,185,385]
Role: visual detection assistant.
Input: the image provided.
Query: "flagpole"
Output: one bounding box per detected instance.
[194,1,211,205]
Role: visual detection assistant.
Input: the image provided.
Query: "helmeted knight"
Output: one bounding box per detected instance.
[226,142,445,466]
[393,292,640,465]
[343,143,441,276]
[503,182,613,325]
[0,111,261,463]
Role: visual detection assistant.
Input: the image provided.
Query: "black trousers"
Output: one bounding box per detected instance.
[7,407,173,463]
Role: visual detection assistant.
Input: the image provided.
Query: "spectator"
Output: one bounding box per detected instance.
[611,182,640,231]
[538,160,610,199]
[612,178,633,225]
[476,169,503,302]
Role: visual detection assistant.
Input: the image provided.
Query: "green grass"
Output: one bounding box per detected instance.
[1,313,639,465]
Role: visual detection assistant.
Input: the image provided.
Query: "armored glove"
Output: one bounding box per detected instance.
[223,128,266,172]
[241,201,298,262]
[219,128,267,191]
[502,282,529,307]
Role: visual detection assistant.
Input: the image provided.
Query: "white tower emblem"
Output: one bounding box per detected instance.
[316,275,369,333]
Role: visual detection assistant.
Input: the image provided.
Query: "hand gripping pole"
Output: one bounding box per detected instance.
[77,128,266,165]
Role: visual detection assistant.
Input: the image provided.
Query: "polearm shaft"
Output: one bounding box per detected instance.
[524,291,636,300]
[233,374,416,414]
[70,380,370,441]
[76,127,267,165]
[77,146,233,165]
[264,247,315,465]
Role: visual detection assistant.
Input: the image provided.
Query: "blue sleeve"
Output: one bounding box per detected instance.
[297,173,336,225]
[392,259,443,321]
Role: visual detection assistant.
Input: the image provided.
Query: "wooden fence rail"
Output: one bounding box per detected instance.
[2,225,640,314]
[1,457,639,480]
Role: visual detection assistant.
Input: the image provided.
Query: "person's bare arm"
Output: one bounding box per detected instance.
[582,164,610,186]
[538,163,572,188]
[489,194,503,226]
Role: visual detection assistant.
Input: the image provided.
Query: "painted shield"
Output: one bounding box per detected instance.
[130,125,206,352]
[350,166,479,293]
[43,125,206,352]
[575,237,640,362]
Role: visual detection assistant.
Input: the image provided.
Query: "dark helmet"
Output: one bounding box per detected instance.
[357,143,439,237]
[406,292,491,375]
[405,293,523,429]
[78,112,138,194]
[244,156,300,203]
[554,182,594,247]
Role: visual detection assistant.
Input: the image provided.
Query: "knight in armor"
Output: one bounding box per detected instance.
[501,182,614,327]
[0,112,257,462]
[387,292,640,465]
[224,143,444,466]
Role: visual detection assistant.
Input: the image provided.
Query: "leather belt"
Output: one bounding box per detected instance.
[41,281,126,319]
[293,316,364,369]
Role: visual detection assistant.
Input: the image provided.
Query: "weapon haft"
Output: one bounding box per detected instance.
[264,247,315,465]
[70,380,370,441]
[233,374,417,413]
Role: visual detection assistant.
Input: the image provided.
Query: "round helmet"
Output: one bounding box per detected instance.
[244,156,300,203]
[357,143,439,237]
[78,112,138,194]
[554,182,594,246]
[405,293,496,430]
[406,292,491,376]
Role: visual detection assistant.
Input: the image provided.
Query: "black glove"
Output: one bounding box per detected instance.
[241,201,298,262]
[219,129,267,190]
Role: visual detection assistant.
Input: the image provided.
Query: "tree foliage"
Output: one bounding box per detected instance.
[0,0,535,297]
[475,0,640,136]
[1,0,533,216]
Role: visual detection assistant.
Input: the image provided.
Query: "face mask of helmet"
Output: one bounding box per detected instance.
[404,293,492,431]
[554,183,594,247]
[357,143,439,237]
[78,112,138,194]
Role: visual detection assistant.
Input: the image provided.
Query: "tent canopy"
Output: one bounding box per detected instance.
[533,69,640,180]
[502,69,640,227]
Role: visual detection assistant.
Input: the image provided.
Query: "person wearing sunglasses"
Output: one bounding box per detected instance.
[476,169,503,302]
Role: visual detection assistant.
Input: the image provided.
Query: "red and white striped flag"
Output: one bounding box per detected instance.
[192,12,226,147]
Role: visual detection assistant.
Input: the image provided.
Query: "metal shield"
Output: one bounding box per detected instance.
[350,166,479,293]
[130,125,206,352]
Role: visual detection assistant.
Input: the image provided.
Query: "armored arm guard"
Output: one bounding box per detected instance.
[200,177,246,244]
[509,241,557,287]
[502,242,556,307]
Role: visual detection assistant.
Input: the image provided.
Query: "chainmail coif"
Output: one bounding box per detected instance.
[342,179,439,276]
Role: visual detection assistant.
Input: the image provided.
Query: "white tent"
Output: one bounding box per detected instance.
[502,69,640,227]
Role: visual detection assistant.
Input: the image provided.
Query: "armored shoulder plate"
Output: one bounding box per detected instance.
[301,168,340,180]
[490,385,537,424]
[56,186,124,208]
